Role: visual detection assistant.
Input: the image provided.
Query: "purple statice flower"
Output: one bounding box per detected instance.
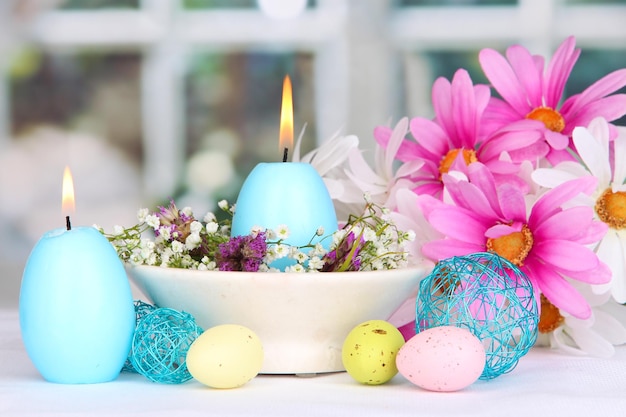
[321,231,363,272]
[216,232,267,272]
[154,199,194,242]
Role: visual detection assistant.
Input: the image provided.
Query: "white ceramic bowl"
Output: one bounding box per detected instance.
[128,265,430,374]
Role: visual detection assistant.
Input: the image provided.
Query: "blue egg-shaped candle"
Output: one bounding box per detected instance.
[19,226,135,384]
[231,162,338,270]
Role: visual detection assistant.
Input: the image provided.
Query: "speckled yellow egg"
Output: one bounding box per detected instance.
[186,324,263,389]
[341,320,405,385]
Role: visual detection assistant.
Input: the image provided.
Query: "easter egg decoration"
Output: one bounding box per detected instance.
[186,324,264,389]
[342,320,405,385]
[396,326,486,392]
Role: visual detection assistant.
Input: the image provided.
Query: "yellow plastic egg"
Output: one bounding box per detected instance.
[341,320,405,385]
[186,324,263,389]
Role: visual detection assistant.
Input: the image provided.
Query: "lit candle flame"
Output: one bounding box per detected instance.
[279,75,294,160]
[62,166,75,216]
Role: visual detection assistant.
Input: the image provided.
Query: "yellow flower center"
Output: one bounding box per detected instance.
[485,224,534,267]
[538,294,564,334]
[595,188,626,229]
[526,106,565,133]
[439,148,478,177]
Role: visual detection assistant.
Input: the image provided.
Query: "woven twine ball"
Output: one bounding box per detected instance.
[123,300,157,373]
[416,252,539,380]
[130,307,203,384]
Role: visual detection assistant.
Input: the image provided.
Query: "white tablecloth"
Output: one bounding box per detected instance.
[2,308,626,417]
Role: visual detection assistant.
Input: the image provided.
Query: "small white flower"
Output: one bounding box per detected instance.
[292,250,308,264]
[206,221,219,234]
[146,252,158,266]
[160,248,173,265]
[275,225,290,240]
[273,244,290,259]
[181,206,193,217]
[218,200,229,210]
[189,221,202,234]
[285,264,306,273]
[113,225,125,236]
[265,229,277,240]
[129,253,143,265]
[171,240,184,254]
[146,214,160,230]
[375,243,387,256]
[250,225,264,238]
[331,229,347,248]
[158,226,171,241]
[185,233,202,250]
[140,245,153,260]
[203,212,217,223]
[142,239,156,251]
[137,208,150,222]
[362,227,377,242]
[310,243,327,257]
[308,256,325,270]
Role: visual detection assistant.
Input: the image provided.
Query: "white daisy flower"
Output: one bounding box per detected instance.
[532,117,626,303]
[536,282,626,357]
[341,118,423,213]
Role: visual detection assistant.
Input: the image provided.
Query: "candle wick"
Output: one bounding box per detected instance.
[282,147,289,163]
[66,215,72,231]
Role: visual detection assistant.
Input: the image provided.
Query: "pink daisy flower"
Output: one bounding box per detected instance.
[375,68,543,199]
[479,36,626,164]
[419,162,610,331]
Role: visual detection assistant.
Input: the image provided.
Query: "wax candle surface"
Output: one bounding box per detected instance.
[20,226,135,384]
[231,162,338,270]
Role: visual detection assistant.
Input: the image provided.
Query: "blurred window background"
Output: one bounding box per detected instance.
[0,0,625,301]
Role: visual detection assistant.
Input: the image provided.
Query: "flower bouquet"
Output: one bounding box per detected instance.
[300,36,626,357]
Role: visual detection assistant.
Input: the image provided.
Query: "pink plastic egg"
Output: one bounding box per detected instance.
[396,326,486,392]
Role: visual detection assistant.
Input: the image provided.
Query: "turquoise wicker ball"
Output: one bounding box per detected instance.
[123,300,157,373]
[130,307,203,384]
[416,252,538,380]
